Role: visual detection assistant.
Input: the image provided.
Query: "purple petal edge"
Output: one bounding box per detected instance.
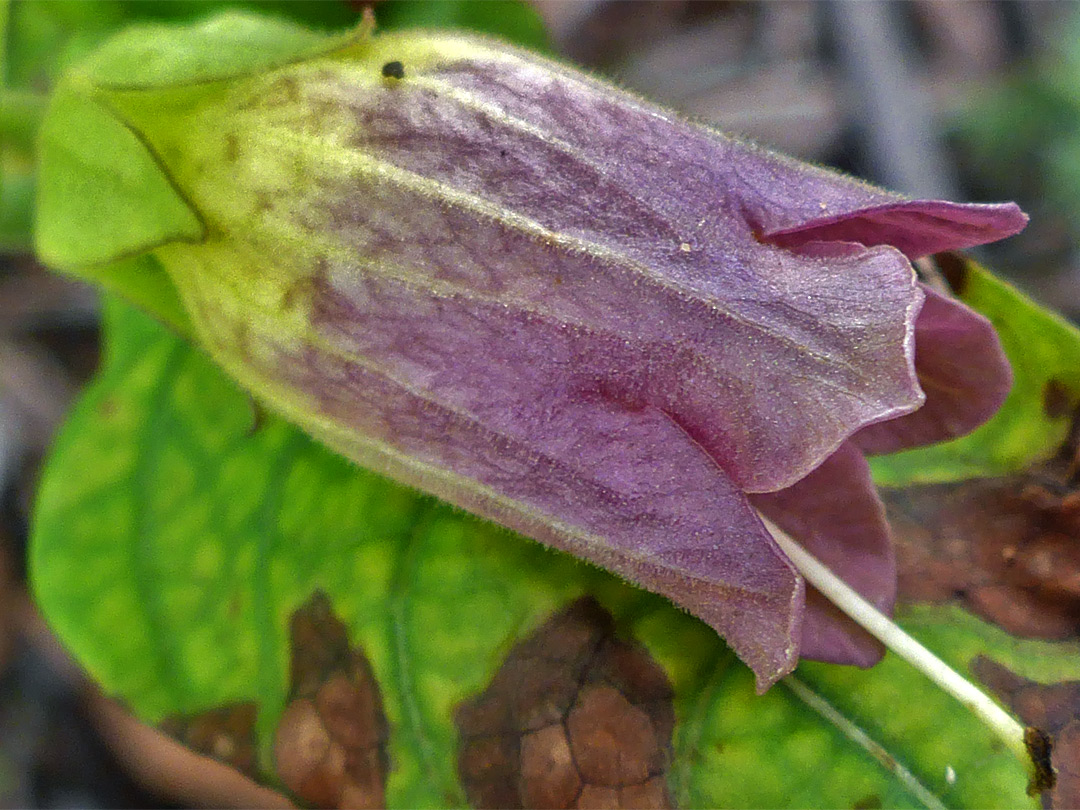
[855,285,1013,455]
[764,200,1028,260]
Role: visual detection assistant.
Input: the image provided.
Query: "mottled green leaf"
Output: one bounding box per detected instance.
[31,299,1065,809]
[872,256,1080,486]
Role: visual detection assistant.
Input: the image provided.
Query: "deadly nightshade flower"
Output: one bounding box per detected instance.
[37,15,1026,693]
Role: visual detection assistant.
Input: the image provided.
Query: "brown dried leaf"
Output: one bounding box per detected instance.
[274,592,389,810]
[884,440,1080,640]
[455,597,675,809]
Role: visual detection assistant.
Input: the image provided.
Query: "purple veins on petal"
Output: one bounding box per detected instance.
[238,274,806,689]
[419,53,1025,257]
[286,64,932,495]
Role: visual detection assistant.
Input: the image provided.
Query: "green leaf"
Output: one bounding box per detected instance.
[0,88,47,154]
[120,1,358,31]
[667,604,1079,809]
[1,0,11,83]
[6,1,127,89]
[32,298,1061,808]
[375,0,551,52]
[872,256,1080,486]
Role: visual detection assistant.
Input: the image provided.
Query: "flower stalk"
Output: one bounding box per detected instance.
[761,514,1054,793]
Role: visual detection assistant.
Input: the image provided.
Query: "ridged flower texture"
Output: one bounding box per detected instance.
[37,14,1026,690]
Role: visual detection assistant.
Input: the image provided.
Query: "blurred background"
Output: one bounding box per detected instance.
[1,1,1078,806]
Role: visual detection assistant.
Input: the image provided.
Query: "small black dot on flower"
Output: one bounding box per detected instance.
[381,61,405,80]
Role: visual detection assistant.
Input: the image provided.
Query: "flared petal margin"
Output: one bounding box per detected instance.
[855,286,1013,455]
[764,200,1028,260]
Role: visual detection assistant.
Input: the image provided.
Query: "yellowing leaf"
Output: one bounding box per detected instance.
[30,298,1066,808]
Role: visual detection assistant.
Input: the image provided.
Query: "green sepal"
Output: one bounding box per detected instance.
[32,11,378,327]
[76,11,343,90]
[36,83,204,269]
[76,253,195,338]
